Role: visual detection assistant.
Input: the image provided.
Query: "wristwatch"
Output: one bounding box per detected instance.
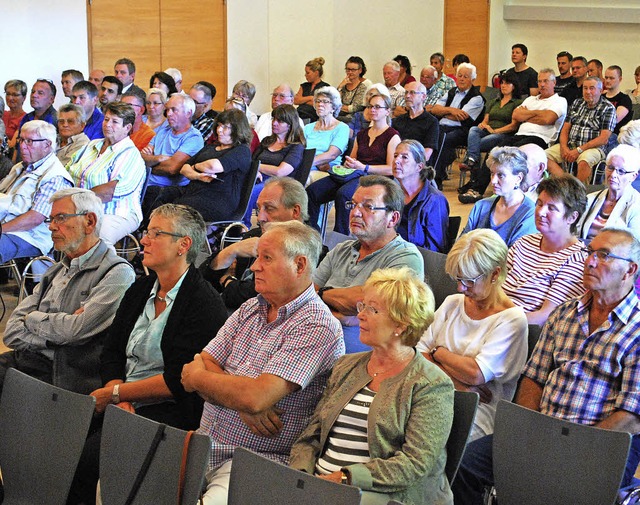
[576,146,584,154]
[318,286,334,301]
[340,471,350,485]
[111,384,121,404]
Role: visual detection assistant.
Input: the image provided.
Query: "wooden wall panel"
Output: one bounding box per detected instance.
[444,0,490,88]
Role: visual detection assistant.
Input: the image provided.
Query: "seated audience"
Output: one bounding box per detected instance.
[151,108,252,222]
[554,51,574,94]
[393,140,449,252]
[418,229,528,440]
[0,120,73,262]
[420,65,446,108]
[503,173,587,324]
[13,80,58,161]
[453,229,640,502]
[144,87,168,132]
[461,146,536,247]
[68,203,227,504]
[313,176,424,353]
[307,93,400,234]
[200,177,310,311]
[626,65,640,105]
[303,86,350,183]
[88,69,105,88]
[560,56,588,108]
[242,104,305,226]
[97,76,123,112]
[587,58,604,80]
[3,80,27,148]
[189,83,216,143]
[382,60,406,116]
[394,54,416,87]
[66,102,146,245]
[337,56,371,123]
[519,143,549,201]
[254,83,302,140]
[121,90,156,151]
[180,221,344,503]
[231,80,258,128]
[603,65,633,135]
[459,73,521,171]
[577,144,640,242]
[61,69,84,100]
[350,83,391,139]
[291,267,454,505]
[149,71,178,96]
[71,81,104,140]
[56,103,89,166]
[429,52,456,95]
[114,57,144,95]
[164,67,184,93]
[294,57,330,122]
[1,188,134,393]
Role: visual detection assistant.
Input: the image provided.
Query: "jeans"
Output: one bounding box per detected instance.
[307,176,360,234]
[465,128,512,163]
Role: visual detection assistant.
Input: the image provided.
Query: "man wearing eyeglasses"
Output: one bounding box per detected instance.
[254,83,303,141]
[189,83,217,143]
[313,175,423,353]
[121,90,155,152]
[0,188,134,394]
[0,120,73,263]
[453,227,640,503]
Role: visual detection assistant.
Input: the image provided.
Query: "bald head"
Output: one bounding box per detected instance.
[519,144,547,188]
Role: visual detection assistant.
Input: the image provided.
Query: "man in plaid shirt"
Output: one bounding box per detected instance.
[181,221,344,504]
[453,228,640,504]
[546,76,616,184]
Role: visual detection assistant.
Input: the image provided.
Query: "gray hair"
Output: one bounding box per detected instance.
[397,140,435,182]
[384,61,401,72]
[457,63,477,80]
[5,79,27,97]
[263,177,309,222]
[365,83,391,98]
[618,120,640,150]
[50,188,104,235]
[190,83,212,102]
[164,67,182,83]
[168,94,196,117]
[149,204,206,264]
[583,76,603,90]
[606,144,640,173]
[21,120,57,148]
[538,68,557,81]
[262,220,322,274]
[273,83,294,98]
[446,228,508,284]
[422,65,438,79]
[314,86,342,118]
[597,227,640,279]
[487,146,529,191]
[58,103,86,124]
[232,80,257,103]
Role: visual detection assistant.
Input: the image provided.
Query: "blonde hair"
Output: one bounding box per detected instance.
[446,229,508,284]
[364,267,435,347]
[306,57,325,77]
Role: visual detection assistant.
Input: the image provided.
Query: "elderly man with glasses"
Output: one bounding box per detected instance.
[253,83,304,140]
[0,120,73,263]
[0,187,134,394]
[313,175,423,353]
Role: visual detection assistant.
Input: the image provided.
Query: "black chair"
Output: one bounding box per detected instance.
[526,324,542,360]
[0,368,96,505]
[99,404,211,505]
[293,148,316,186]
[446,391,479,485]
[445,215,462,253]
[493,400,631,505]
[418,246,458,309]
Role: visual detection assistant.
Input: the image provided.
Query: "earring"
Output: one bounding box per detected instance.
[178,252,183,256]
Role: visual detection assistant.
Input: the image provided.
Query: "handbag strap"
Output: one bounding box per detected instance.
[125,423,166,505]
[178,430,193,504]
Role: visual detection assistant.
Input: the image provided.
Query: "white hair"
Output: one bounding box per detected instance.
[457,63,477,80]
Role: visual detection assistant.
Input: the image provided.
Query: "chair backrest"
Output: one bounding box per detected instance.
[446,390,479,485]
[0,368,96,505]
[493,400,631,505]
[294,148,316,186]
[526,324,542,360]
[226,159,261,223]
[229,447,362,505]
[99,404,211,505]
[418,246,458,309]
[445,215,462,253]
[139,164,153,203]
[431,131,446,169]
[633,103,640,120]
[324,230,351,250]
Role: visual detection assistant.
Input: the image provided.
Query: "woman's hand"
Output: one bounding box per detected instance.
[344,156,364,170]
[181,354,206,392]
[338,76,350,90]
[318,471,344,484]
[115,401,136,413]
[195,159,224,175]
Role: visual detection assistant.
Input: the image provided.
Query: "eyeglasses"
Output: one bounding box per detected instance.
[314,99,332,105]
[5,92,23,98]
[232,92,249,100]
[581,246,635,263]
[451,272,484,288]
[356,301,380,315]
[405,90,425,96]
[18,138,49,146]
[605,165,636,176]
[365,104,388,110]
[142,229,185,240]
[58,118,79,125]
[345,67,361,72]
[44,212,87,224]
[345,201,389,213]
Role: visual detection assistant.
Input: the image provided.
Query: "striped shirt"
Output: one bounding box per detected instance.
[503,233,586,312]
[315,386,374,475]
[524,289,640,424]
[66,136,146,220]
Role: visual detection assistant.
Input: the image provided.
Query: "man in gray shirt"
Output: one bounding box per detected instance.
[314,175,423,353]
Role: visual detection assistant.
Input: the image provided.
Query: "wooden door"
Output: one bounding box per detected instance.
[87,0,227,109]
[443,0,490,89]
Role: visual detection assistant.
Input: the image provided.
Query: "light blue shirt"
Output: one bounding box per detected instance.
[437,88,484,128]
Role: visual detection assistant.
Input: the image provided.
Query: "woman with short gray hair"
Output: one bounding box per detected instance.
[461,146,537,246]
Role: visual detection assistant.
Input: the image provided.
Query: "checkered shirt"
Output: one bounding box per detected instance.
[566,97,617,149]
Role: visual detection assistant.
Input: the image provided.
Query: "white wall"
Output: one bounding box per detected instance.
[1,0,88,109]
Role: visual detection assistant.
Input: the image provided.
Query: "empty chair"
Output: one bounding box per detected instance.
[0,368,96,505]
[99,404,211,505]
[446,391,480,485]
[493,400,631,505]
[229,447,362,505]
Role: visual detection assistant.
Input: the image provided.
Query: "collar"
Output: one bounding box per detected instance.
[62,240,102,271]
[256,283,316,322]
[149,268,189,303]
[578,288,640,326]
[22,151,54,173]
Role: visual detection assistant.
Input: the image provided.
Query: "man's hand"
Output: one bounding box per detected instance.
[330,310,359,327]
[449,109,470,121]
[90,386,115,414]
[564,149,579,163]
[181,353,206,392]
[318,472,343,484]
[239,407,284,437]
[115,401,136,413]
[141,145,154,156]
[232,237,259,258]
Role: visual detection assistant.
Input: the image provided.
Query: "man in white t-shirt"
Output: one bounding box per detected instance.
[254,83,303,140]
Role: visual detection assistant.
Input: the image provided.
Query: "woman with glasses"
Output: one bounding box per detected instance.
[150,108,252,222]
[577,144,640,243]
[307,93,400,234]
[69,203,228,504]
[143,88,168,133]
[4,80,27,146]
[291,267,455,505]
[337,56,372,123]
[294,57,330,122]
[461,146,537,247]
[56,103,89,166]
[303,86,350,183]
[503,173,588,324]
[417,229,528,441]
